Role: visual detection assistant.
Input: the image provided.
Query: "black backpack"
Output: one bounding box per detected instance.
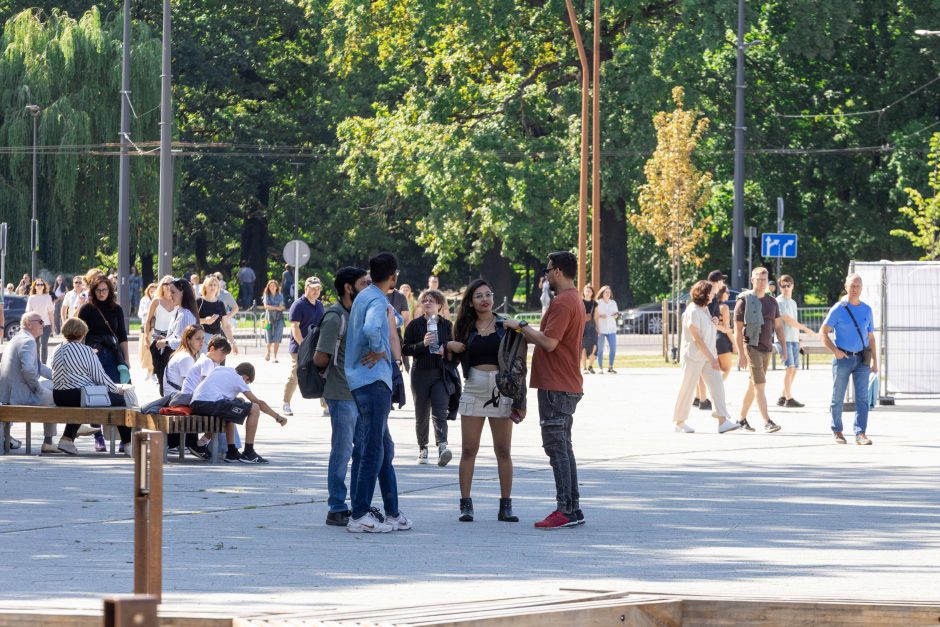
[297,310,346,399]
[495,328,528,402]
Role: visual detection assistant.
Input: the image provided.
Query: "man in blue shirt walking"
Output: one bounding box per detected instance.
[345,252,412,533]
[820,273,879,445]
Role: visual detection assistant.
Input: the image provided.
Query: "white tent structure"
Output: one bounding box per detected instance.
[851,260,940,398]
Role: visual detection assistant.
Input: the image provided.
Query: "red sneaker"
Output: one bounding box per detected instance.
[534,510,577,529]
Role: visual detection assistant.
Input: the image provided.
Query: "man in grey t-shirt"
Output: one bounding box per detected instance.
[314,266,370,527]
[734,267,787,433]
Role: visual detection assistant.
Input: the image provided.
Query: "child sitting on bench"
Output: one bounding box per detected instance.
[190,362,287,464]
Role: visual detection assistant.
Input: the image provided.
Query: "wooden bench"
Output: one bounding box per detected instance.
[800,337,830,369]
[0,405,133,455]
[0,406,225,463]
[133,412,227,464]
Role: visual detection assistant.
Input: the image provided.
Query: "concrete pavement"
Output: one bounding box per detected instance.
[0,340,938,620]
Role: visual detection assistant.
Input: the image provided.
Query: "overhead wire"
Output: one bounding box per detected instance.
[777,75,940,119]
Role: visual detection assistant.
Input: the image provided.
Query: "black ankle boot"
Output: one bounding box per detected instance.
[459,498,474,522]
[498,497,519,522]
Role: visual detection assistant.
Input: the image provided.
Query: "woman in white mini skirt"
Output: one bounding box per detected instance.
[448,279,526,524]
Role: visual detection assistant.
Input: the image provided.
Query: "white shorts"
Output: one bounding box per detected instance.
[458,368,512,418]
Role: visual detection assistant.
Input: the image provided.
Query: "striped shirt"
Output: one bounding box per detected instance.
[166,308,199,351]
[51,342,118,392]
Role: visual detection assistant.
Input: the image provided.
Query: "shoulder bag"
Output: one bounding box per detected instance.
[841,303,872,364]
[81,385,111,407]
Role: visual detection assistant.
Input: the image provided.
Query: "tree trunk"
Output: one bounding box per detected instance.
[527,254,547,309]
[478,242,519,313]
[599,196,631,307]
[194,228,208,276]
[140,252,154,286]
[240,181,271,307]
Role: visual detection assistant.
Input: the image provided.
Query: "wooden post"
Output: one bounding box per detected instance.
[133,431,164,602]
[103,595,159,627]
[564,0,590,289]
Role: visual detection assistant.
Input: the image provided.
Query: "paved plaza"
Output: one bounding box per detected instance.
[1,339,938,620]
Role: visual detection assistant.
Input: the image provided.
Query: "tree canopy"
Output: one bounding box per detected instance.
[0,0,936,305]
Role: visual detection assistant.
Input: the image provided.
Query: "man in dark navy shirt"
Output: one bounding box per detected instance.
[281,277,324,416]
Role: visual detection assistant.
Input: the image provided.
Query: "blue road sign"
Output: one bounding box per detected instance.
[761,233,798,258]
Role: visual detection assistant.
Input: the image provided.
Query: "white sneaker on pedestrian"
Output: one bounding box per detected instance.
[41,442,60,454]
[674,422,695,433]
[718,419,741,433]
[76,425,98,437]
[282,404,293,416]
[57,437,79,455]
[346,512,393,533]
[386,511,413,531]
[437,443,452,467]
[417,447,429,464]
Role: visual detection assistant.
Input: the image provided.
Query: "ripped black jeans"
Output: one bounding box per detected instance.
[537,389,583,515]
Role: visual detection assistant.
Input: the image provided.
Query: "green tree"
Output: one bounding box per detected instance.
[892,132,940,259]
[0,7,161,279]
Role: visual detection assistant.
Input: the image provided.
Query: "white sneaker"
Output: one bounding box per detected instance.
[76,425,99,437]
[674,422,695,433]
[718,419,742,433]
[282,404,294,416]
[8,437,22,450]
[437,443,452,467]
[386,511,413,531]
[40,442,60,454]
[57,438,79,455]
[417,447,429,464]
[346,512,393,533]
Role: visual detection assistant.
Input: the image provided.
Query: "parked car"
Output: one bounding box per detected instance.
[618,289,740,335]
[3,294,27,341]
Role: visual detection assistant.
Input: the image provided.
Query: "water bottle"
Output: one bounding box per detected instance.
[428,314,441,354]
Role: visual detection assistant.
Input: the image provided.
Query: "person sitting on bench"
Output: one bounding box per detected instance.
[53,318,129,456]
[0,312,56,453]
[189,362,287,464]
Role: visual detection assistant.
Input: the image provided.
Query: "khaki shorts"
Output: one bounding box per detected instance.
[747,346,771,385]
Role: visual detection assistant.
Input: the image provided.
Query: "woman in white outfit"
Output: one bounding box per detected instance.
[673,280,741,434]
[595,285,619,373]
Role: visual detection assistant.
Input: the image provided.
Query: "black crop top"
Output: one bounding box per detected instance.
[467,332,500,367]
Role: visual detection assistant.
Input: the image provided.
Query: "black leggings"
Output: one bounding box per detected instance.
[150,340,172,396]
[54,388,131,443]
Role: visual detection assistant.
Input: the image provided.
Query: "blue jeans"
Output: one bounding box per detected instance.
[326,398,360,513]
[596,333,617,368]
[350,381,399,519]
[831,355,870,435]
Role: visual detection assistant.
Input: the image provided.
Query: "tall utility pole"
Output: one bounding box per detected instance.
[157,0,173,278]
[565,0,590,289]
[25,104,41,281]
[731,0,746,290]
[117,0,131,324]
[590,0,602,287]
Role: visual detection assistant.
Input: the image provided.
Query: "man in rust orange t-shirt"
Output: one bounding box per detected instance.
[503,251,585,529]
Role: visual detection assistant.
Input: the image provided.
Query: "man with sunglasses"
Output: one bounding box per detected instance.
[774,275,816,408]
[503,251,586,529]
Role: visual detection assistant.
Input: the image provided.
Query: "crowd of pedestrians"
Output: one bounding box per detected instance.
[0,251,880,533]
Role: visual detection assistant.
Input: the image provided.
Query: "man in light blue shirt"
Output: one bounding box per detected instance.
[344,252,412,533]
[820,273,878,445]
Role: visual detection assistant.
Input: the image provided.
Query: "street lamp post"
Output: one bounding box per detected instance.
[731,0,761,290]
[25,104,41,281]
